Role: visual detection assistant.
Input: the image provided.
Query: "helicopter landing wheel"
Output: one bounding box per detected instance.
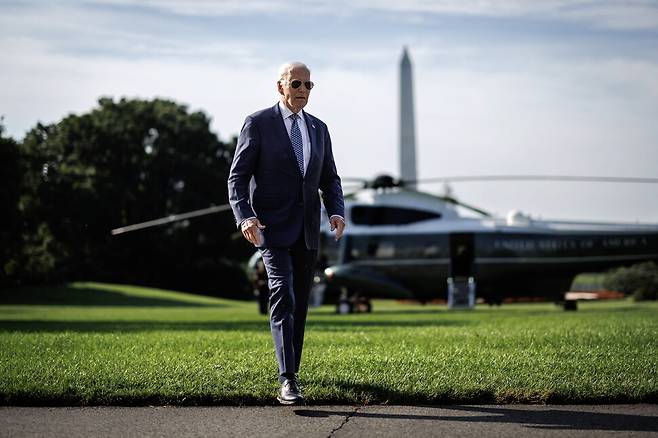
[336,299,353,314]
[563,299,578,311]
[355,297,372,313]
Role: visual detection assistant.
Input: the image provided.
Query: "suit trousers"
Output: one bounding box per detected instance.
[259,232,317,383]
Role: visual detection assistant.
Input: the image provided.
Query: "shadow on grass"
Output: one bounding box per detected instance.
[1,380,655,408]
[305,380,658,406]
[0,318,470,333]
[361,308,463,316]
[294,404,658,432]
[0,391,276,407]
[0,286,221,307]
[308,380,495,406]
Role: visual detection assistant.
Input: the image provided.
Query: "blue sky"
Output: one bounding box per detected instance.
[2,0,657,222]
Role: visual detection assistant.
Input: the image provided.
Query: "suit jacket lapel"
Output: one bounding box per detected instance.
[304,112,318,179]
[271,103,303,177]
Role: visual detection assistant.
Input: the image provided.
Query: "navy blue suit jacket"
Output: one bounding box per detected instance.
[228,103,344,249]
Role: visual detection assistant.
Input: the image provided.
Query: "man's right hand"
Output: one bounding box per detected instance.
[241,218,266,246]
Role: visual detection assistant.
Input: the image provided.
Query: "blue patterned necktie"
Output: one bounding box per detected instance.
[290,114,304,175]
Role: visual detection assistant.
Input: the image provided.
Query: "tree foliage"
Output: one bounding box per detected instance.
[4,98,252,297]
[0,122,25,287]
[603,261,658,301]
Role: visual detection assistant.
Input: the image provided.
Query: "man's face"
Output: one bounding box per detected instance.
[278,66,311,113]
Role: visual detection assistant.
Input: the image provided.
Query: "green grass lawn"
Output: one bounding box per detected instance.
[1,282,656,406]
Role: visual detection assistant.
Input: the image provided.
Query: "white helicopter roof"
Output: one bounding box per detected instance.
[331,187,658,236]
[349,187,461,219]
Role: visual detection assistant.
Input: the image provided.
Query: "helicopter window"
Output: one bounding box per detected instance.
[319,232,341,265]
[375,241,396,258]
[367,242,378,257]
[351,206,441,225]
[423,245,440,257]
[346,234,450,261]
[364,240,397,258]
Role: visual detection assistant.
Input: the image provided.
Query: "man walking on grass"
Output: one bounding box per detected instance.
[228,62,345,405]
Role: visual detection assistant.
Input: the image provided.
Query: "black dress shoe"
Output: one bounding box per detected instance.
[277,378,304,405]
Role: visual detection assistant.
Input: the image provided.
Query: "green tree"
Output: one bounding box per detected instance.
[603,261,658,301]
[0,121,26,286]
[13,98,250,297]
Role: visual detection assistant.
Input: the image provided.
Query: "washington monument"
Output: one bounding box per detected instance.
[399,47,417,187]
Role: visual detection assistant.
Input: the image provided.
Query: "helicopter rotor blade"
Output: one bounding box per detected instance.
[406,175,658,217]
[111,204,233,236]
[412,175,658,184]
[440,196,492,217]
[341,177,369,190]
[342,177,369,183]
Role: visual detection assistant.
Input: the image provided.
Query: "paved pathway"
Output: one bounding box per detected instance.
[1,404,657,437]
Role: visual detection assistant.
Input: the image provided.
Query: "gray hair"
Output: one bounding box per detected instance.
[277,62,310,81]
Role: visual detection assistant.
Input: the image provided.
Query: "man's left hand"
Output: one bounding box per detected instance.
[330,216,345,241]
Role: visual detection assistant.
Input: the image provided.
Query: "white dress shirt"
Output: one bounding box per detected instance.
[279,101,311,175]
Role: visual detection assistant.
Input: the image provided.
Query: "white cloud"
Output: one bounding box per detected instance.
[81,0,658,30]
[559,2,658,31]
[1,1,657,222]
[411,51,658,221]
[367,0,658,31]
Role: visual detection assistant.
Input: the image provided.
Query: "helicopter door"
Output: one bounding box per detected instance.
[448,233,476,308]
[450,233,475,277]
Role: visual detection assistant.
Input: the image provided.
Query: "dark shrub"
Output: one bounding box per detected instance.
[603,261,658,301]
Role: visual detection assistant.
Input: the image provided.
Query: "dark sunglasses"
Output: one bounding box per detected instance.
[288,80,314,90]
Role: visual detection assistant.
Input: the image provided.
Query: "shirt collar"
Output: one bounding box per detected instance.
[279,101,304,121]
